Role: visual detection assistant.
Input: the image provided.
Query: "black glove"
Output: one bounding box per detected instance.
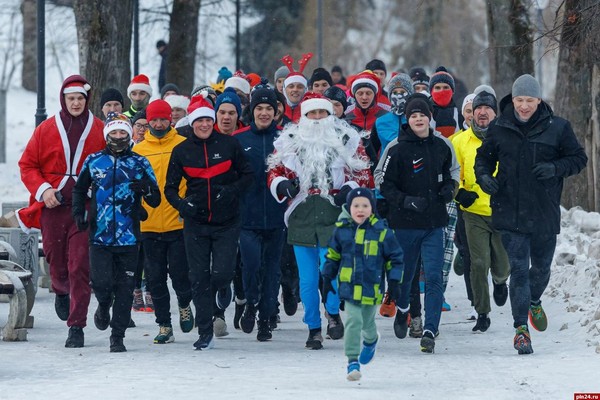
[478,174,499,195]
[438,183,455,203]
[276,179,300,199]
[215,185,237,203]
[333,185,353,207]
[455,188,479,208]
[130,179,151,195]
[532,162,556,180]
[403,196,428,213]
[73,214,88,231]
[387,280,400,302]
[320,276,336,303]
[178,196,199,219]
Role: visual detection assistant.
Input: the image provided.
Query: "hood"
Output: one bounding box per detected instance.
[59,75,92,116]
[499,93,554,129]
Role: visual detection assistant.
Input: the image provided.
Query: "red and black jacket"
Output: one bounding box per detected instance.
[164,130,254,225]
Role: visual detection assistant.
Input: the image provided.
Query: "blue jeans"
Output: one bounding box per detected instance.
[239,228,285,321]
[394,228,444,334]
[293,245,340,330]
[501,231,556,328]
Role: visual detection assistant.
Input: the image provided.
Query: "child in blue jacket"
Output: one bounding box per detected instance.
[321,188,403,381]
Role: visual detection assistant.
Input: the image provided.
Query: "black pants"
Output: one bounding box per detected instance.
[455,208,474,305]
[183,220,240,335]
[280,240,299,299]
[89,244,138,338]
[409,256,422,318]
[232,250,244,301]
[143,231,192,326]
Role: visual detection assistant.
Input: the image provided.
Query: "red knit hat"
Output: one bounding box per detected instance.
[127,74,153,98]
[246,73,261,88]
[146,99,172,122]
[188,96,215,126]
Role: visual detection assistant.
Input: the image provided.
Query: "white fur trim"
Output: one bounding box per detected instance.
[352,77,378,94]
[63,86,88,95]
[188,107,216,126]
[301,98,333,116]
[225,77,250,95]
[127,83,153,97]
[165,95,190,111]
[269,176,288,203]
[15,208,33,234]
[284,75,307,89]
[35,182,52,202]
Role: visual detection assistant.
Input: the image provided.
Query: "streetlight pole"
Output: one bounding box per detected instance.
[317,0,323,66]
[35,0,46,127]
[235,0,240,71]
[133,0,139,76]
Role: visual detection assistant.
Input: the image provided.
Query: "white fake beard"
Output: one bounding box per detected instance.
[267,116,369,203]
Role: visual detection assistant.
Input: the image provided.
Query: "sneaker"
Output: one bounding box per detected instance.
[282,289,298,316]
[393,310,409,339]
[257,319,272,342]
[154,325,174,344]
[442,300,452,312]
[109,335,127,352]
[144,291,154,312]
[325,312,344,340]
[305,328,323,350]
[193,332,214,350]
[379,292,397,318]
[240,303,257,334]
[467,307,477,321]
[216,284,233,310]
[472,313,491,332]
[65,326,84,348]
[358,332,380,365]
[213,316,229,337]
[493,282,508,307]
[420,330,435,353]
[528,303,547,332]
[268,314,278,331]
[94,303,111,331]
[233,297,246,330]
[514,325,534,354]
[346,360,361,381]
[55,294,70,321]
[132,289,144,312]
[409,316,423,338]
[178,305,194,333]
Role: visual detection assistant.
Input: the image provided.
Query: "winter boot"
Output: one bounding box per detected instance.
[216,284,233,310]
[55,294,70,321]
[305,328,323,350]
[213,315,229,337]
[282,288,298,316]
[233,297,246,330]
[409,316,424,338]
[109,335,127,352]
[268,314,278,331]
[420,330,435,353]
[256,319,272,342]
[347,360,361,381]
[240,303,257,334]
[493,282,508,307]
[472,313,491,332]
[193,332,214,350]
[94,303,111,331]
[514,325,534,354]
[379,292,396,318]
[358,332,380,365]
[179,304,194,333]
[144,291,154,312]
[154,325,174,344]
[393,310,410,339]
[528,302,548,332]
[325,311,344,340]
[132,289,145,312]
[65,326,84,348]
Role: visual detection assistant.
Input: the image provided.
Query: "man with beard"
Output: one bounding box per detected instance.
[124,74,153,118]
[267,92,373,350]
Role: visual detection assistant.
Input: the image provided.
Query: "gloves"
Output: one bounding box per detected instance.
[320,276,336,303]
[130,179,151,195]
[333,185,353,207]
[532,162,556,180]
[438,183,455,203]
[276,179,300,199]
[403,196,428,213]
[478,174,499,195]
[387,280,400,302]
[455,188,479,208]
[178,196,199,219]
[73,214,88,231]
[215,185,237,203]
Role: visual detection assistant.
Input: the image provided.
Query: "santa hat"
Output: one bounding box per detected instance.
[224,71,251,95]
[281,53,313,89]
[300,91,333,116]
[188,96,216,126]
[146,99,173,122]
[103,112,132,139]
[350,71,380,96]
[63,81,92,96]
[127,74,153,98]
[164,94,190,112]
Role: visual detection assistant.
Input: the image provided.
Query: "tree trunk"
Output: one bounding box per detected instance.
[485,0,534,98]
[20,0,37,92]
[166,0,200,95]
[73,0,133,116]
[0,89,6,163]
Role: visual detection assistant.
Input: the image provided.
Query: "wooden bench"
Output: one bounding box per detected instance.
[0,261,33,341]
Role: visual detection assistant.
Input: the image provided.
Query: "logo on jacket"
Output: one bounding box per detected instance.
[95,172,107,179]
[244,147,251,152]
[412,158,424,173]
[213,153,221,159]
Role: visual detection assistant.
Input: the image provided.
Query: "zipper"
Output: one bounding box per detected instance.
[112,155,117,244]
[204,142,212,223]
[263,133,267,228]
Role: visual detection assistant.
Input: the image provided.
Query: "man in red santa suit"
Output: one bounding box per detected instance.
[18,75,105,348]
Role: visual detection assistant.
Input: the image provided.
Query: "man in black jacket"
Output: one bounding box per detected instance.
[475,74,587,355]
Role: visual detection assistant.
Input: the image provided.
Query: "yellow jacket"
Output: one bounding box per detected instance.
[133,127,186,233]
[451,127,496,217]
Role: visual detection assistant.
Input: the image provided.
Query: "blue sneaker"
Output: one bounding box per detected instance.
[442,301,452,312]
[346,361,361,381]
[216,284,233,310]
[358,332,380,365]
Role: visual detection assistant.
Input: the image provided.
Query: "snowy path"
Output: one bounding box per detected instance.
[1,270,597,400]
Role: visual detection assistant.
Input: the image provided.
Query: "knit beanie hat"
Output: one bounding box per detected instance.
[225,71,251,95]
[146,99,172,122]
[127,74,153,98]
[404,93,433,119]
[188,96,216,125]
[429,66,455,91]
[323,86,348,112]
[365,59,386,74]
[160,83,180,99]
[409,67,430,89]
[386,73,414,97]
[247,73,261,88]
[131,109,147,124]
[473,84,496,98]
[300,91,333,116]
[275,90,286,113]
[331,65,343,74]
[309,67,333,87]
[217,66,233,83]
[512,74,541,98]
[103,112,132,139]
[215,87,242,117]
[250,83,278,116]
[100,88,124,107]
[461,93,476,114]
[472,90,498,113]
[346,187,377,214]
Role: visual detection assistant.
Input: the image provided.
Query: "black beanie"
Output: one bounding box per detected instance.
[365,59,386,74]
[131,109,147,124]
[309,67,333,87]
[472,91,498,113]
[250,80,278,116]
[323,86,348,112]
[275,90,286,114]
[100,88,124,108]
[345,187,377,214]
[160,83,181,99]
[404,93,433,119]
[409,67,430,88]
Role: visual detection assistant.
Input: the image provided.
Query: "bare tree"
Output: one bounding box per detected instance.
[20,0,36,92]
[73,0,134,116]
[166,0,200,95]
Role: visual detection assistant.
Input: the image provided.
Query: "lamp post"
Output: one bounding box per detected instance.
[35,0,46,127]
[133,0,139,76]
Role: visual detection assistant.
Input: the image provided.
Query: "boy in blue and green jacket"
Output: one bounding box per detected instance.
[321,188,403,381]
